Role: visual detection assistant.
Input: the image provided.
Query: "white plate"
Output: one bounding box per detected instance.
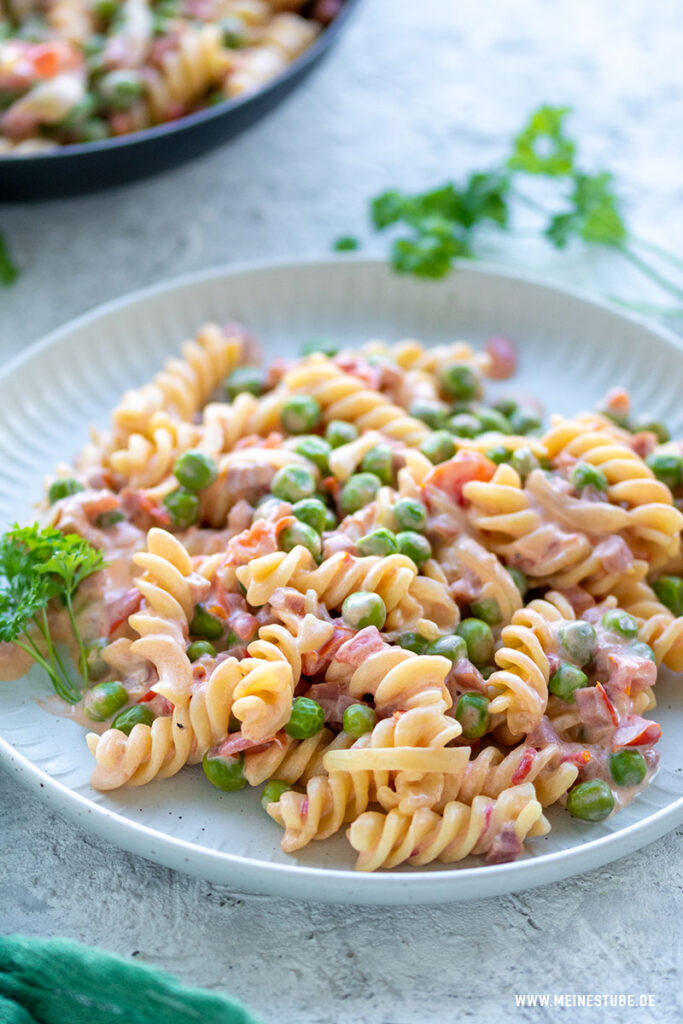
[1,257,683,905]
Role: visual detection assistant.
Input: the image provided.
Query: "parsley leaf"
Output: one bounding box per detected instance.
[0,524,106,702]
[0,232,18,286]
[546,171,627,248]
[508,105,576,176]
[333,235,360,252]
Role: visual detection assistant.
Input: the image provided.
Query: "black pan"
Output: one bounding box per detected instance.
[0,0,361,202]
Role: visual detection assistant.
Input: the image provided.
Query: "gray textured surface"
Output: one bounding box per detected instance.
[1,0,683,1020]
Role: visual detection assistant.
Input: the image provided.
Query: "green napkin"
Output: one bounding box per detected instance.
[0,935,263,1024]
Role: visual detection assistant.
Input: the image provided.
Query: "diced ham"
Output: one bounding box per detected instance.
[232,432,284,451]
[333,354,382,390]
[446,657,487,701]
[224,518,280,566]
[305,682,358,729]
[334,627,386,668]
[612,715,662,749]
[486,823,524,864]
[555,586,595,617]
[484,336,517,380]
[511,748,537,784]
[631,432,658,460]
[107,588,143,636]
[120,488,170,529]
[597,647,657,694]
[302,624,356,677]
[322,533,358,557]
[594,536,633,574]
[214,730,280,758]
[575,685,616,739]
[425,450,496,506]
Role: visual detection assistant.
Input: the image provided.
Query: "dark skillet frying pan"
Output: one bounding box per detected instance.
[0,0,361,202]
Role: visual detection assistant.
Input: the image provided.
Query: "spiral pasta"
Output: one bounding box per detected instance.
[17,325,671,873]
[347,783,548,871]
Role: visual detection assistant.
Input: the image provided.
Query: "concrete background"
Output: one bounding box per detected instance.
[1,0,683,1020]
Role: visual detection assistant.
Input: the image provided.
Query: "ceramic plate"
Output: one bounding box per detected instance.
[1,257,682,904]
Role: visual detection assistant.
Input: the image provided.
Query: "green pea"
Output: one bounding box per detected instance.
[342,703,377,738]
[609,749,647,788]
[58,94,96,130]
[485,445,512,465]
[652,575,683,616]
[279,520,322,558]
[94,0,118,18]
[271,465,316,503]
[281,395,322,434]
[173,451,217,491]
[548,662,589,703]
[396,531,432,568]
[507,566,528,597]
[163,488,200,529]
[447,412,480,438]
[420,430,456,464]
[571,462,608,493]
[285,697,325,739]
[361,444,394,486]
[190,604,224,641]
[426,634,467,662]
[261,779,292,809]
[601,609,639,639]
[469,597,501,626]
[83,681,128,722]
[294,435,331,474]
[357,528,398,557]
[187,640,217,662]
[393,497,427,532]
[98,69,143,111]
[341,591,387,630]
[111,704,155,735]
[397,632,430,655]
[340,472,381,514]
[456,618,494,666]
[441,363,481,401]
[646,452,683,490]
[325,420,359,448]
[203,751,246,791]
[510,446,540,480]
[79,118,110,143]
[224,365,264,400]
[84,639,109,681]
[477,408,512,434]
[631,417,670,443]
[409,400,448,429]
[449,401,477,416]
[455,693,490,739]
[510,407,543,435]
[291,497,328,534]
[629,640,656,663]
[566,779,615,821]
[220,15,245,47]
[324,508,338,531]
[48,478,84,504]
[301,337,339,358]
[559,621,596,666]
[493,397,519,418]
[481,665,496,680]
[95,508,125,529]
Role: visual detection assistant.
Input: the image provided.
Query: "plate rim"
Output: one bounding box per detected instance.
[2,254,683,903]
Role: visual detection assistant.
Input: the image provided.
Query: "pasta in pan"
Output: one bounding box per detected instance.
[1,322,679,872]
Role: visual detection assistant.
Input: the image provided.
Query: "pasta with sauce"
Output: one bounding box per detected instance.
[2,324,679,873]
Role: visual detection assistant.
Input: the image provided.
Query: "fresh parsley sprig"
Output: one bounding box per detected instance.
[336,104,683,314]
[0,524,106,703]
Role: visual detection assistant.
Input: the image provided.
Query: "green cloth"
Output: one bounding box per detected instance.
[0,936,263,1024]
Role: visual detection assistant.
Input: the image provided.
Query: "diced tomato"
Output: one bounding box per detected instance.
[424,450,496,505]
[511,748,536,784]
[485,335,517,380]
[562,748,591,767]
[596,682,619,727]
[322,476,339,499]
[612,716,662,749]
